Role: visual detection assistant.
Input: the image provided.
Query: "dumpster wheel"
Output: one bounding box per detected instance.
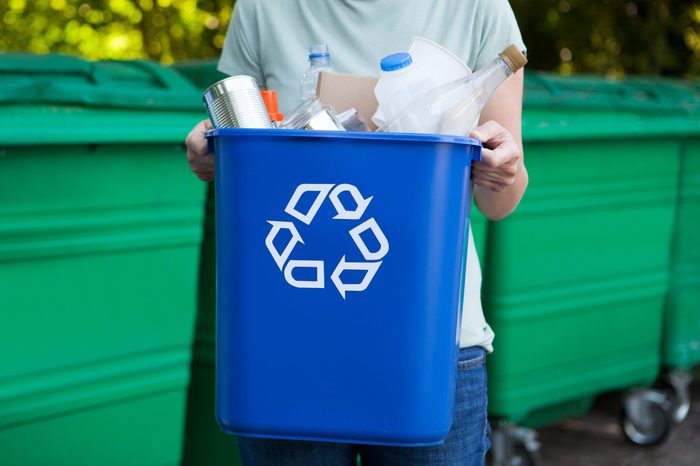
[662,369,692,424]
[620,388,672,446]
[510,442,543,466]
[489,420,542,466]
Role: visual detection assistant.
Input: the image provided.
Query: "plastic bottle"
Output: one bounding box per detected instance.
[379,44,528,135]
[372,52,435,127]
[300,44,332,100]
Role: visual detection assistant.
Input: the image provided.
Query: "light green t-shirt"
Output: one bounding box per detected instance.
[218,0,526,351]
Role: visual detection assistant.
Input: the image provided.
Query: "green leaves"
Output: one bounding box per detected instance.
[0,0,233,63]
[511,0,700,77]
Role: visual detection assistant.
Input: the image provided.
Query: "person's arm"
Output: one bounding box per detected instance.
[469,68,527,221]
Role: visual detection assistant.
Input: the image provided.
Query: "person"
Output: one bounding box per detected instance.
[186,1,527,464]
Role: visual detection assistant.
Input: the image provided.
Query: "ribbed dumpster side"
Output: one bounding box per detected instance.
[172,59,244,466]
[485,74,688,427]
[663,84,700,371]
[0,54,206,466]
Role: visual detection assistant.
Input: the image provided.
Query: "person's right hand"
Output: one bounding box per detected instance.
[186,119,214,181]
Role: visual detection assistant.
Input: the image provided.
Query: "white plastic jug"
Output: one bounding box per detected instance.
[372,52,435,127]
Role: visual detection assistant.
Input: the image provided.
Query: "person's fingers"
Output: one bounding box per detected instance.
[185,119,216,182]
[473,159,518,175]
[472,166,517,190]
[475,148,499,169]
[472,160,518,177]
[472,170,506,184]
[469,120,505,144]
[473,175,514,191]
[476,137,520,169]
[186,119,213,156]
[473,178,507,192]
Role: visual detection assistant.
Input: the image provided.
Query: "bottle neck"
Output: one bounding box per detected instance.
[310,56,331,68]
[469,56,514,108]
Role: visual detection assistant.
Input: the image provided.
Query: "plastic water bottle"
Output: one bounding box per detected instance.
[378,44,528,135]
[300,44,332,100]
[372,52,435,127]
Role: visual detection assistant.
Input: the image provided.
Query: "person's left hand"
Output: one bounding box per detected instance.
[468,120,522,192]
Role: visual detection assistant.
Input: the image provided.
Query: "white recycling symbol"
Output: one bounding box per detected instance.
[265,183,389,299]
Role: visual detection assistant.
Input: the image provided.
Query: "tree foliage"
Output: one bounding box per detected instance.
[511,0,700,77]
[0,0,232,63]
[0,0,698,76]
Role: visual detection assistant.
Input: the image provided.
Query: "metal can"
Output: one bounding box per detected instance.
[203,75,272,129]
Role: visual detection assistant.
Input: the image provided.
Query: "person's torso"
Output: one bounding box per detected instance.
[230,0,497,350]
[250,0,493,113]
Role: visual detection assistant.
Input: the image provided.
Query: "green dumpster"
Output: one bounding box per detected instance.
[657,78,700,425]
[485,73,691,462]
[0,54,206,466]
[171,60,244,466]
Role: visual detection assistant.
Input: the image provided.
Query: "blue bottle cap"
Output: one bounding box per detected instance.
[380,52,413,72]
[309,44,330,60]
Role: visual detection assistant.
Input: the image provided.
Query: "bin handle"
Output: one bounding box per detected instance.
[469,141,483,163]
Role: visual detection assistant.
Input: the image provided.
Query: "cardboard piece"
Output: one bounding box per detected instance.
[316,71,379,131]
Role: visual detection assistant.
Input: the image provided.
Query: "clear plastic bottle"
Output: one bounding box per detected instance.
[300,44,332,100]
[379,44,528,135]
[372,52,435,127]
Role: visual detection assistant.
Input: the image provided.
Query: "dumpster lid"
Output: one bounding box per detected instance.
[523,72,700,141]
[171,59,228,92]
[524,73,700,114]
[0,53,203,111]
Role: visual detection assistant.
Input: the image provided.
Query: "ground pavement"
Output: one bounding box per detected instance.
[538,382,700,465]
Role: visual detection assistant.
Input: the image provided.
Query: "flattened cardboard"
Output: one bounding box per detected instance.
[316,71,379,131]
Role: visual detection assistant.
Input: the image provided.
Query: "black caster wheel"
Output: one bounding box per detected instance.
[509,441,543,466]
[663,370,692,424]
[620,388,672,446]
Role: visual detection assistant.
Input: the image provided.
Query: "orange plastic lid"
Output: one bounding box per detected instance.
[260,90,284,122]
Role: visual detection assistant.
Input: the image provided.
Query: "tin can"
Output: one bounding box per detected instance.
[203,75,272,129]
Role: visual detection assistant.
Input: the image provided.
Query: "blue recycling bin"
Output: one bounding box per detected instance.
[211,128,482,446]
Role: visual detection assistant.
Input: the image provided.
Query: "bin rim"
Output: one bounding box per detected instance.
[208,127,482,147]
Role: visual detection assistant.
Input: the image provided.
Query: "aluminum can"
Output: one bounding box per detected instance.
[203,75,272,129]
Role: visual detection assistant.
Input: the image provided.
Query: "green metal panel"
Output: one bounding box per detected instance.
[470,205,488,263]
[1,390,187,466]
[663,136,700,369]
[483,73,691,426]
[0,55,206,465]
[484,137,676,424]
[0,144,205,465]
[182,185,243,466]
[171,61,243,466]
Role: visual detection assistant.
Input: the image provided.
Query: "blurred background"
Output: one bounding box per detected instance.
[0,0,698,75]
[0,2,699,466]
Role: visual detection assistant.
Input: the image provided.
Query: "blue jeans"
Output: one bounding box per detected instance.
[238,346,490,466]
